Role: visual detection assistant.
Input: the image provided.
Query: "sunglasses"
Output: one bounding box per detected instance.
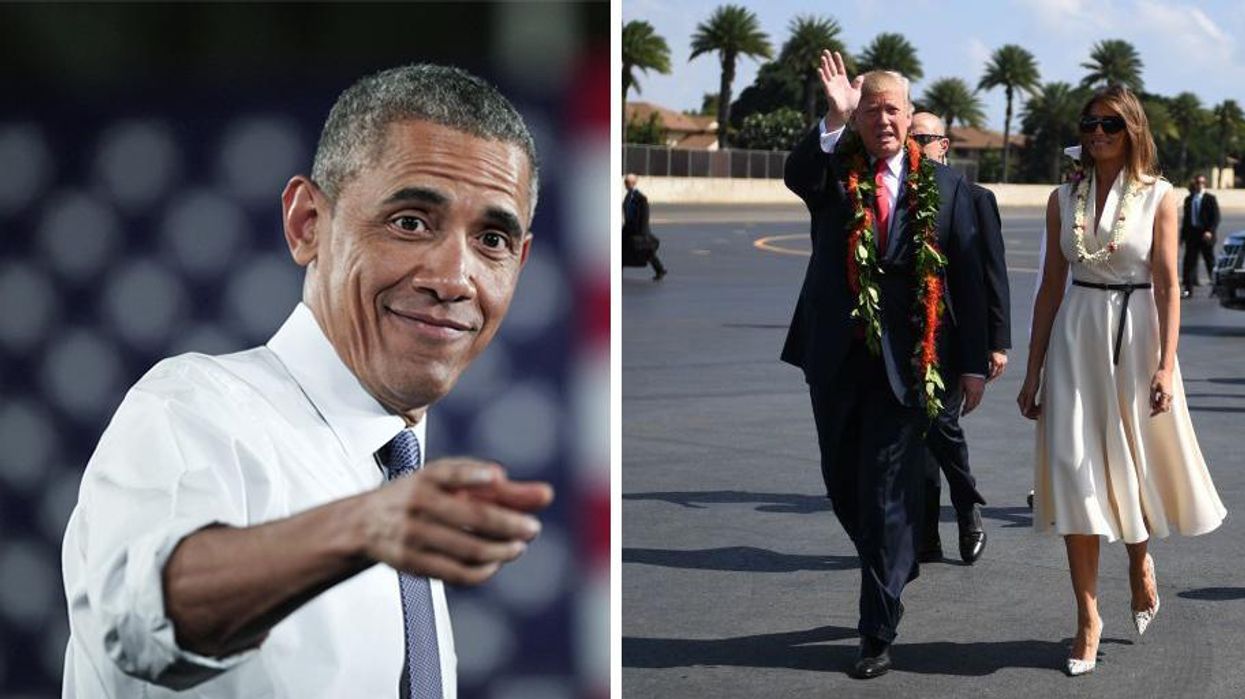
[1079,116,1127,134]
[910,133,947,145]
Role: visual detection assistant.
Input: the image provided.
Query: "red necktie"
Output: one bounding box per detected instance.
[874,158,891,253]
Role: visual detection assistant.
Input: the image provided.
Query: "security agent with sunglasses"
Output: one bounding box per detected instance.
[782,52,987,680]
[909,112,1010,566]
[62,65,553,698]
[1181,174,1219,297]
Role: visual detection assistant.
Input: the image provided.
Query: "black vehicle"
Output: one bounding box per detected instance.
[1213,229,1245,309]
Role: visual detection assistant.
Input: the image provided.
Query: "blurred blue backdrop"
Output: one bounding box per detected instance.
[0,3,610,697]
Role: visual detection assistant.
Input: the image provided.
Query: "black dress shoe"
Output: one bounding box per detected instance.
[958,507,986,564]
[849,636,892,679]
[1180,289,1192,299]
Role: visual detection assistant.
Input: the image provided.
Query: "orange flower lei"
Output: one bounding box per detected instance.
[841,131,948,419]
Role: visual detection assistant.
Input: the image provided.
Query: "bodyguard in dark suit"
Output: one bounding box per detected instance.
[622,173,667,280]
[1181,174,1219,297]
[908,113,1012,565]
[782,53,987,679]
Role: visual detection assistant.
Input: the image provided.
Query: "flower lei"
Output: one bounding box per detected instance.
[1070,167,1141,264]
[840,130,948,419]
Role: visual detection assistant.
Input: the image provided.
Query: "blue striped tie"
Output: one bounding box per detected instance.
[377,430,443,699]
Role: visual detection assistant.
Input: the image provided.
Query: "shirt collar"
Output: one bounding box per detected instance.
[267,303,420,466]
[871,150,905,178]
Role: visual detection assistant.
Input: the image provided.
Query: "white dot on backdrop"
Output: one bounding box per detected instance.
[489,524,568,613]
[36,191,121,283]
[471,381,560,476]
[161,189,248,278]
[449,596,516,684]
[501,253,565,341]
[0,539,56,630]
[572,356,609,485]
[443,339,513,407]
[489,676,574,699]
[0,123,52,214]
[224,253,302,341]
[167,324,244,357]
[566,139,611,272]
[0,399,56,493]
[41,328,124,422]
[94,120,180,209]
[577,571,609,684]
[103,259,187,350]
[0,262,60,353]
[218,116,304,201]
[39,470,82,544]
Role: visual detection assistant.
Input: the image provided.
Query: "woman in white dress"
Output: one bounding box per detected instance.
[1017,85,1226,676]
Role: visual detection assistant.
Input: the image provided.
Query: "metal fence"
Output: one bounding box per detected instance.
[623,144,788,179]
[624,144,983,184]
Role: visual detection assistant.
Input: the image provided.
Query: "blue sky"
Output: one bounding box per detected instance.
[622,0,1245,133]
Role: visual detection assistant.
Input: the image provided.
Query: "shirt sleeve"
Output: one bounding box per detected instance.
[64,357,260,690]
[819,118,846,154]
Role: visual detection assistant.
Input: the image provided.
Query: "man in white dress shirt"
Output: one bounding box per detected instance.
[61,64,553,698]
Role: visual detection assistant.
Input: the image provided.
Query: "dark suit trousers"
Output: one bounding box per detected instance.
[808,341,925,643]
[1182,232,1215,289]
[923,379,986,528]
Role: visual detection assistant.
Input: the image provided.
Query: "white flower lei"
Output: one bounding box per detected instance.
[1071,173,1141,265]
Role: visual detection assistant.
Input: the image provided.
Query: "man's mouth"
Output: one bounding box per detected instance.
[385,306,477,338]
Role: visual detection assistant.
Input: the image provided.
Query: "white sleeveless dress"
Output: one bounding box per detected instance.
[1033,171,1226,543]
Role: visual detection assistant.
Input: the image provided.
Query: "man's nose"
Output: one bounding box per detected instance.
[415,234,473,302]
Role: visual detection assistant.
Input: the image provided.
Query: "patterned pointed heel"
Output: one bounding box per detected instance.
[1133,554,1160,635]
[1065,619,1102,677]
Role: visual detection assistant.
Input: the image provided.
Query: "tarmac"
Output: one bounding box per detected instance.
[621,203,1245,698]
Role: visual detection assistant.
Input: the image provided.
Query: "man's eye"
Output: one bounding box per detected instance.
[393,216,427,232]
[480,231,511,250]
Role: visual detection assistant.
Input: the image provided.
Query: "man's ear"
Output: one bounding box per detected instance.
[518,232,533,268]
[282,176,326,268]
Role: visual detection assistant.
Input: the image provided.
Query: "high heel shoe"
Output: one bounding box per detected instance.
[1133,554,1160,635]
[1066,619,1103,676]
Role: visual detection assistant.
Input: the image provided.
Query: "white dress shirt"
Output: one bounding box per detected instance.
[62,303,456,698]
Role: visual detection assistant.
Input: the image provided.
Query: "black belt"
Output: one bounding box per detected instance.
[1071,280,1152,366]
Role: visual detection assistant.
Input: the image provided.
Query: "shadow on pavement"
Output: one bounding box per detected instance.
[623,546,857,573]
[1187,405,1245,413]
[623,624,1133,676]
[623,490,830,514]
[1178,587,1245,601]
[979,506,1033,528]
[1178,325,1245,338]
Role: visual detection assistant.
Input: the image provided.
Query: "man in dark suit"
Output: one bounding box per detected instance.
[782,53,987,679]
[1181,174,1219,297]
[908,112,1012,565]
[622,173,667,280]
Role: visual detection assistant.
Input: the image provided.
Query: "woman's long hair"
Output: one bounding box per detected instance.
[1078,85,1161,183]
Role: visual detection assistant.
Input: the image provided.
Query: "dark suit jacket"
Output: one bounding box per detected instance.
[622,188,658,266]
[1181,191,1220,240]
[781,126,987,406]
[970,184,1011,352]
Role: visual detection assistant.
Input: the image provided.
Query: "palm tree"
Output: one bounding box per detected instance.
[979,44,1040,183]
[622,21,672,122]
[1168,91,1204,178]
[1080,39,1144,92]
[1143,98,1178,161]
[920,78,986,130]
[690,4,773,148]
[856,32,923,82]
[1021,82,1086,182]
[1213,99,1245,178]
[779,14,848,127]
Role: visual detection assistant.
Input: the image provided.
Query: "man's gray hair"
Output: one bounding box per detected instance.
[311,63,540,220]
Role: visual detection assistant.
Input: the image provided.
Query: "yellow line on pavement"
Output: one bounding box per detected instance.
[753,233,809,257]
